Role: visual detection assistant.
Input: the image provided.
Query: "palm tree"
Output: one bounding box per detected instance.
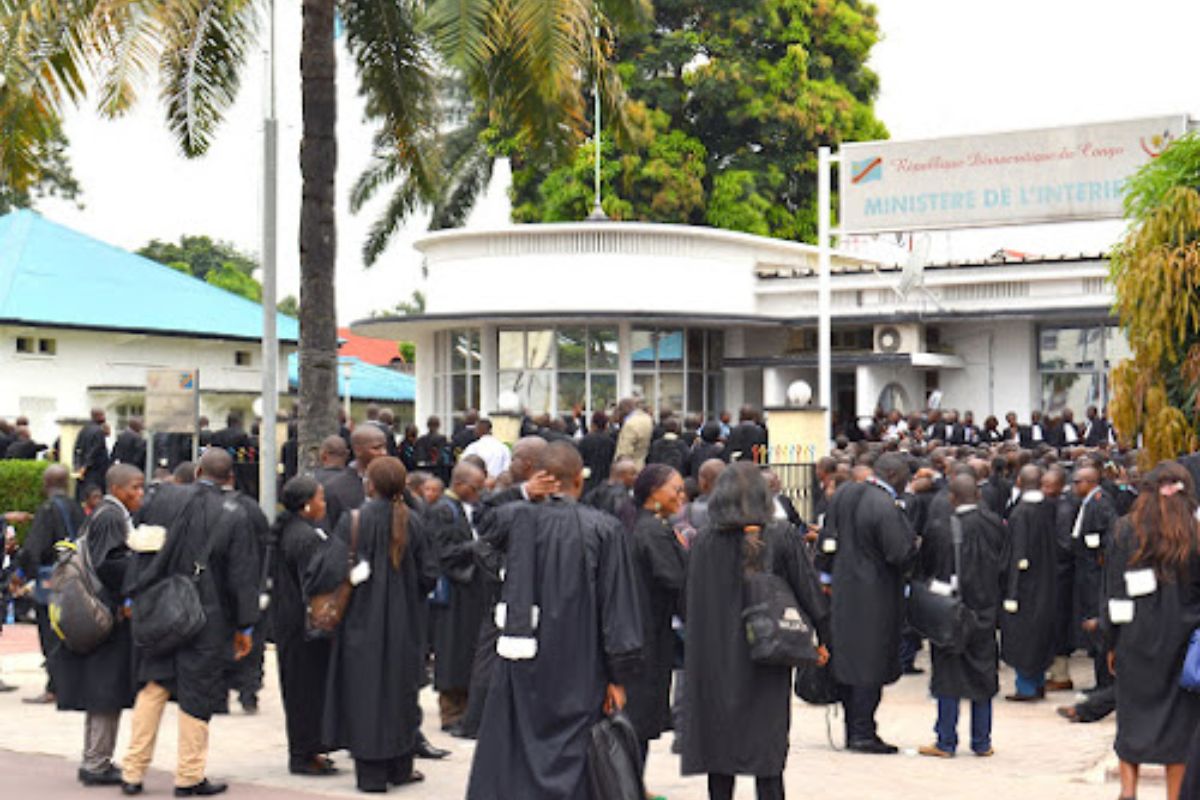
[0,0,649,467]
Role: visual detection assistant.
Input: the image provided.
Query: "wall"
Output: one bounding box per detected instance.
[936,320,1036,420]
[0,325,291,444]
[855,364,925,418]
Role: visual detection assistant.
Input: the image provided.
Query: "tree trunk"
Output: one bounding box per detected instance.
[297,0,339,472]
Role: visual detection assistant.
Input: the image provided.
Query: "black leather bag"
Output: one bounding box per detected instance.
[587,710,645,800]
[907,516,975,654]
[132,573,207,656]
[742,532,818,668]
[794,660,840,705]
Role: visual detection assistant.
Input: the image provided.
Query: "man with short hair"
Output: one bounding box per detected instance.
[583,456,638,529]
[466,442,643,800]
[725,405,767,462]
[614,398,653,469]
[462,419,512,479]
[453,410,481,454]
[121,449,259,797]
[415,416,451,483]
[1070,465,1117,692]
[578,411,616,493]
[54,464,143,786]
[319,427,386,531]
[5,424,45,459]
[75,408,111,500]
[647,417,690,473]
[111,418,148,470]
[830,453,919,754]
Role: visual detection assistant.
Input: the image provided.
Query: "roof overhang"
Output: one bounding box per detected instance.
[0,318,300,346]
[351,310,790,340]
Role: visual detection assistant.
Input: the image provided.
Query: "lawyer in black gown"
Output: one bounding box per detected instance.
[269,477,337,776]
[681,463,829,800]
[1102,463,1200,800]
[624,466,688,779]
[466,442,643,800]
[321,457,438,793]
[1000,466,1059,701]
[919,477,1006,758]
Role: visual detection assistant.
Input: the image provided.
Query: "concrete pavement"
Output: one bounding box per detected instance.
[0,621,1129,799]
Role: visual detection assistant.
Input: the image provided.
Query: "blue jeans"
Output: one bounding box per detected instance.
[934,696,992,755]
[1015,671,1044,697]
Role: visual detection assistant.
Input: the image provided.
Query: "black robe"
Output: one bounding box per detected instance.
[578,431,615,491]
[270,513,334,758]
[110,430,147,469]
[428,495,489,692]
[466,499,642,800]
[924,507,1006,701]
[129,482,260,721]
[582,481,636,530]
[830,481,918,687]
[646,435,689,474]
[52,498,136,712]
[1000,492,1059,675]
[624,510,687,743]
[681,522,829,778]
[322,500,438,761]
[1073,490,1118,622]
[74,422,110,492]
[316,466,365,532]
[18,493,84,580]
[725,422,767,462]
[1104,520,1200,764]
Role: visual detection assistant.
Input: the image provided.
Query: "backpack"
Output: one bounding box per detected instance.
[741,526,818,668]
[587,710,645,800]
[47,510,115,655]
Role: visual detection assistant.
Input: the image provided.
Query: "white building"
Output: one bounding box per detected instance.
[353,221,1120,429]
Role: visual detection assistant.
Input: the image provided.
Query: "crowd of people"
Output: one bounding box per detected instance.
[4,398,1200,800]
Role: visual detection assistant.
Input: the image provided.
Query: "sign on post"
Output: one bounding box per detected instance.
[145,369,199,433]
[838,115,1189,234]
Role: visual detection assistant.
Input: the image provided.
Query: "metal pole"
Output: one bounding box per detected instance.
[343,363,352,421]
[817,146,833,450]
[259,0,279,520]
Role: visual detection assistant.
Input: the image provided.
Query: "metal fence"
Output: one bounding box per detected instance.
[764,461,818,524]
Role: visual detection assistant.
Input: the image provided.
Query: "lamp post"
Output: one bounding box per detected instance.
[342,359,353,421]
[259,0,279,519]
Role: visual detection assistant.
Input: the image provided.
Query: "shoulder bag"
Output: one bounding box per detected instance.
[307,510,361,633]
[742,526,819,667]
[132,499,215,657]
[907,515,975,654]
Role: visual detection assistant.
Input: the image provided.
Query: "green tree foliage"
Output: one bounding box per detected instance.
[205,261,262,302]
[277,295,300,317]
[0,123,81,214]
[137,236,258,283]
[0,459,48,543]
[1109,134,1200,466]
[515,0,888,240]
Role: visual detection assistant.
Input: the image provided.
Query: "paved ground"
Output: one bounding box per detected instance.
[0,621,1136,799]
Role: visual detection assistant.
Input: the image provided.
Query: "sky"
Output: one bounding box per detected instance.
[34,0,1200,324]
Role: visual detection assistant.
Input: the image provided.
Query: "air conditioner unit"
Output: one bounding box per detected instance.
[873,323,924,355]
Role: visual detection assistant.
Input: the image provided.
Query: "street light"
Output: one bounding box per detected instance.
[342,359,353,421]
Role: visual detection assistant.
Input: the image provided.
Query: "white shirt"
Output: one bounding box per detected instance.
[463,434,512,479]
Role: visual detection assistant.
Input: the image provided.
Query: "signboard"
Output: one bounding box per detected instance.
[145,369,199,433]
[839,115,1189,234]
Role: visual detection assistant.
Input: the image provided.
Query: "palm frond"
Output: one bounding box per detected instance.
[423,0,491,71]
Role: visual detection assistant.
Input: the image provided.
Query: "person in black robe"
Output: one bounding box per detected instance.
[320,428,386,531]
[625,465,688,783]
[1000,465,1059,701]
[578,411,616,493]
[120,449,260,796]
[682,463,829,800]
[829,453,918,754]
[74,408,111,500]
[724,407,767,463]
[111,418,148,470]
[1043,466,1080,691]
[224,486,270,713]
[269,476,337,776]
[414,416,451,483]
[451,409,480,456]
[52,464,142,786]
[13,465,84,704]
[210,412,257,498]
[281,420,299,485]
[466,442,643,800]
[917,475,1006,758]
[582,456,638,524]
[427,462,489,733]
[320,457,439,793]
[646,418,690,474]
[1103,462,1200,800]
[688,422,727,477]
[5,424,46,459]
[1071,465,1119,690]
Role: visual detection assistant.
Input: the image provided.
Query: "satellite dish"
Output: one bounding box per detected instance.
[899,234,931,296]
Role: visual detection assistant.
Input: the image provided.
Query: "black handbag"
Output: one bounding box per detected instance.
[907,515,975,654]
[132,573,207,656]
[794,660,840,705]
[587,710,645,800]
[742,530,819,668]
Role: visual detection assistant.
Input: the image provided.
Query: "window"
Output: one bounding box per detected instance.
[15,337,33,354]
[435,329,482,425]
[631,327,723,418]
[15,336,54,356]
[1037,324,1126,413]
[235,350,252,366]
[496,326,619,418]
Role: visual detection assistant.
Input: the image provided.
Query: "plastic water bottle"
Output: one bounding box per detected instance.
[5,600,13,625]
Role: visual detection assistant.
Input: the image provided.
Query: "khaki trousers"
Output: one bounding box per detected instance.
[82,710,121,772]
[1048,655,1072,683]
[121,682,209,788]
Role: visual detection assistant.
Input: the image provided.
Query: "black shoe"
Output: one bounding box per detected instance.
[902,666,925,675]
[289,757,338,776]
[122,783,144,796]
[847,738,900,755]
[1005,692,1044,702]
[0,680,17,693]
[414,736,450,760]
[174,779,228,796]
[79,765,124,786]
[239,694,259,714]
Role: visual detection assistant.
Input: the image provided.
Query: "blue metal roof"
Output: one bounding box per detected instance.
[0,210,299,342]
[287,353,415,403]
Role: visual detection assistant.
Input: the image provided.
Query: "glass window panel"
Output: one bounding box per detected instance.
[469,375,480,412]
[499,330,525,369]
[687,372,704,417]
[658,329,684,369]
[527,330,554,370]
[1105,326,1133,366]
[687,329,705,370]
[557,372,587,415]
[450,330,468,371]
[633,371,657,409]
[1039,326,1099,370]
[706,373,724,419]
[526,372,553,414]
[451,375,468,412]
[591,373,618,413]
[660,372,685,415]
[589,327,619,370]
[707,330,724,369]
[467,330,482,371]
[557,328,587,369]
[632,329,656,369]
[1041,372,1101,416]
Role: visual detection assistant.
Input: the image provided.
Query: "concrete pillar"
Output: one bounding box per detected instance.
[479,324,497,415]
[618,321,633,398]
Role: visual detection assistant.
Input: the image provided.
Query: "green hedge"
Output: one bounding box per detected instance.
[0,460,49,543]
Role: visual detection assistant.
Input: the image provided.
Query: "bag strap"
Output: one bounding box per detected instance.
[950,514,964,596]
[51,497,78,541]
[347,510,361,569]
